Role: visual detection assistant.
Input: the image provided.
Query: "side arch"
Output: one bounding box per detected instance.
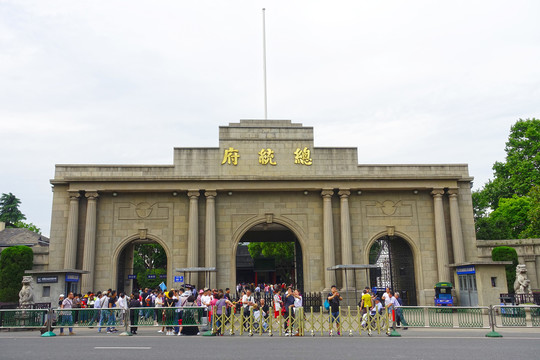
[229,215,310,291]
[111,233,173,291]
[364,230,423,303]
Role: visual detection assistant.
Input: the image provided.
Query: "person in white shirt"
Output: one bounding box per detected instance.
[201,288,212,309]
[242,289,255,329]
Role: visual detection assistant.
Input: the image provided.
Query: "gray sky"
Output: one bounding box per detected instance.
[1,0,539,237]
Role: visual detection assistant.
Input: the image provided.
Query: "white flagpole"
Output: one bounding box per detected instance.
[262,8,268,120]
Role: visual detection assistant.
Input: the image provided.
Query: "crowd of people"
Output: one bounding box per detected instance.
[55,283,406,336]
[55,283,304,336]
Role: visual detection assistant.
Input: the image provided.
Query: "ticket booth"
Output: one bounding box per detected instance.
[450,261,510,306]
[25,269,89,307]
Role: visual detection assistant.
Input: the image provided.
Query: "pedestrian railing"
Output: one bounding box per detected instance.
[400,306,490,328]
[0,309,48,329]
[210,306,390,337]
[1,305,539,337]
[492,305,540,328]
[131,306,207,327]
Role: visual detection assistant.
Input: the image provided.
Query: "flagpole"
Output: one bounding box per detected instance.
[262,8,268,120]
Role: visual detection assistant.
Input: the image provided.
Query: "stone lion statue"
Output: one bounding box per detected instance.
[514,264,533,294]
[19,276,35,308]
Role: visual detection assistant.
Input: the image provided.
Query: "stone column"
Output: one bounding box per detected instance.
[448,189,466,264]
[339,189,354,290]
[524,255,538,290]
[322,189,337,290]
[187,190,200,286]
[205,190,217,289]
[63,191,81,270]
[81,192,99,293]
[432,189,451,282]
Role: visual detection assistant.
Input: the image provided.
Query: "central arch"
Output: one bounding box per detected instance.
[111,233,172,294]
[230,216,309,292]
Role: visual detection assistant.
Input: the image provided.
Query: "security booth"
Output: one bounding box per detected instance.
[450,261,510,306]
[25,269,89,307]
[175,267,217,290]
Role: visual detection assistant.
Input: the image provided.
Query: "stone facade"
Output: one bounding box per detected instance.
[45,120,485,305]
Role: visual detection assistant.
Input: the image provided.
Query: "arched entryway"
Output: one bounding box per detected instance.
[234,223,304,293]
[369,235,417,305]
[113,235,171,295]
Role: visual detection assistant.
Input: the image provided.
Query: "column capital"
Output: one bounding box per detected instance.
[187,190,200,199]
[85,191,99,200]
[68,191,81,200]
[447,188,459,197]
[204,190,217,198]
[338,189,351,198]
[321,189,334,198]
[431,188,445,197]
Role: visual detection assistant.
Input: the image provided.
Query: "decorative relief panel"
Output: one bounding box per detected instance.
[366,200,413,217]
[117,202,170,220]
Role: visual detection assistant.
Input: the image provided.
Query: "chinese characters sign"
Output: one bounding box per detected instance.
[258,148,277,166]
[221,147,240,166]
[221,147,313,166]
[293,147,313,166]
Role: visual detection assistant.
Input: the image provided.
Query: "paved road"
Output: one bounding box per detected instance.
[1,327,539,360]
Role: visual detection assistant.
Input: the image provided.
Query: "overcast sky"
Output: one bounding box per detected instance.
[1,0,539,237]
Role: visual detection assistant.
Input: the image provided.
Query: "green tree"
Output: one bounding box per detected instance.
[492,246,518,293]
[0,193,26,227]
[0,246,33,302]
[132,243,167,290]
[135,268,167,291]
[474,118,540,239]
[522,185,540,238]
[476,196,532,240]
[483,118,540,209]
[247,242,294,261]
[13,221,41,234]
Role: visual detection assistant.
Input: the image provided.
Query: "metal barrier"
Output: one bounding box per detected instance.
[400,306,491,329]
[2,305,539,337]
[210,306,390,337]
[131,306,208,327]
[492,305,540,328]
[0,309,48,329]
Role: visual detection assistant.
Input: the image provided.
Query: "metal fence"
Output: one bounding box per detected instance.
[1,305,539,337]
[499,293,540,305]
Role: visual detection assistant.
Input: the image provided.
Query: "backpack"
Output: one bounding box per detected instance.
[324,299,330,311]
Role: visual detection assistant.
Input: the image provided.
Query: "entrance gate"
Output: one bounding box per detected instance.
[369,236,417,305]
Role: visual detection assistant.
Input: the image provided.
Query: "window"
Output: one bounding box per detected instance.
[42,286,50,298]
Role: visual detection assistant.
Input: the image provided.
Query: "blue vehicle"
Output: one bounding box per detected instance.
[434,282,453,306]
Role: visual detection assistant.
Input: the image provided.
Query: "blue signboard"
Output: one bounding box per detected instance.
[65,273,80,283]
[128,274,137,280]
[159,274,167,279]
[174,276,184,283]
[457,266,476,275]
[147,274,157,280]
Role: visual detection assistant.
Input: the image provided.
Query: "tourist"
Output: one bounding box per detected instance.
[283,287,295,334]
[59,292,75,336]
[394,292,408,330]
[360,288,373,315]
[128,292,140,335]
[273,287,282,318]
[327,285,342,336]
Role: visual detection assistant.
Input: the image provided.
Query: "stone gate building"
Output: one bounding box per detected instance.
[34,120,507,305]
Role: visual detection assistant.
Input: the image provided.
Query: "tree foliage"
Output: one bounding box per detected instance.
[135,268,167,291]
[133,243,166,290]
[0,246,33,302]
[492,246,518,293]
[247,242,294,261]
[474,119,540,239]
[13,221,41,234]
[0,193,26,227]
